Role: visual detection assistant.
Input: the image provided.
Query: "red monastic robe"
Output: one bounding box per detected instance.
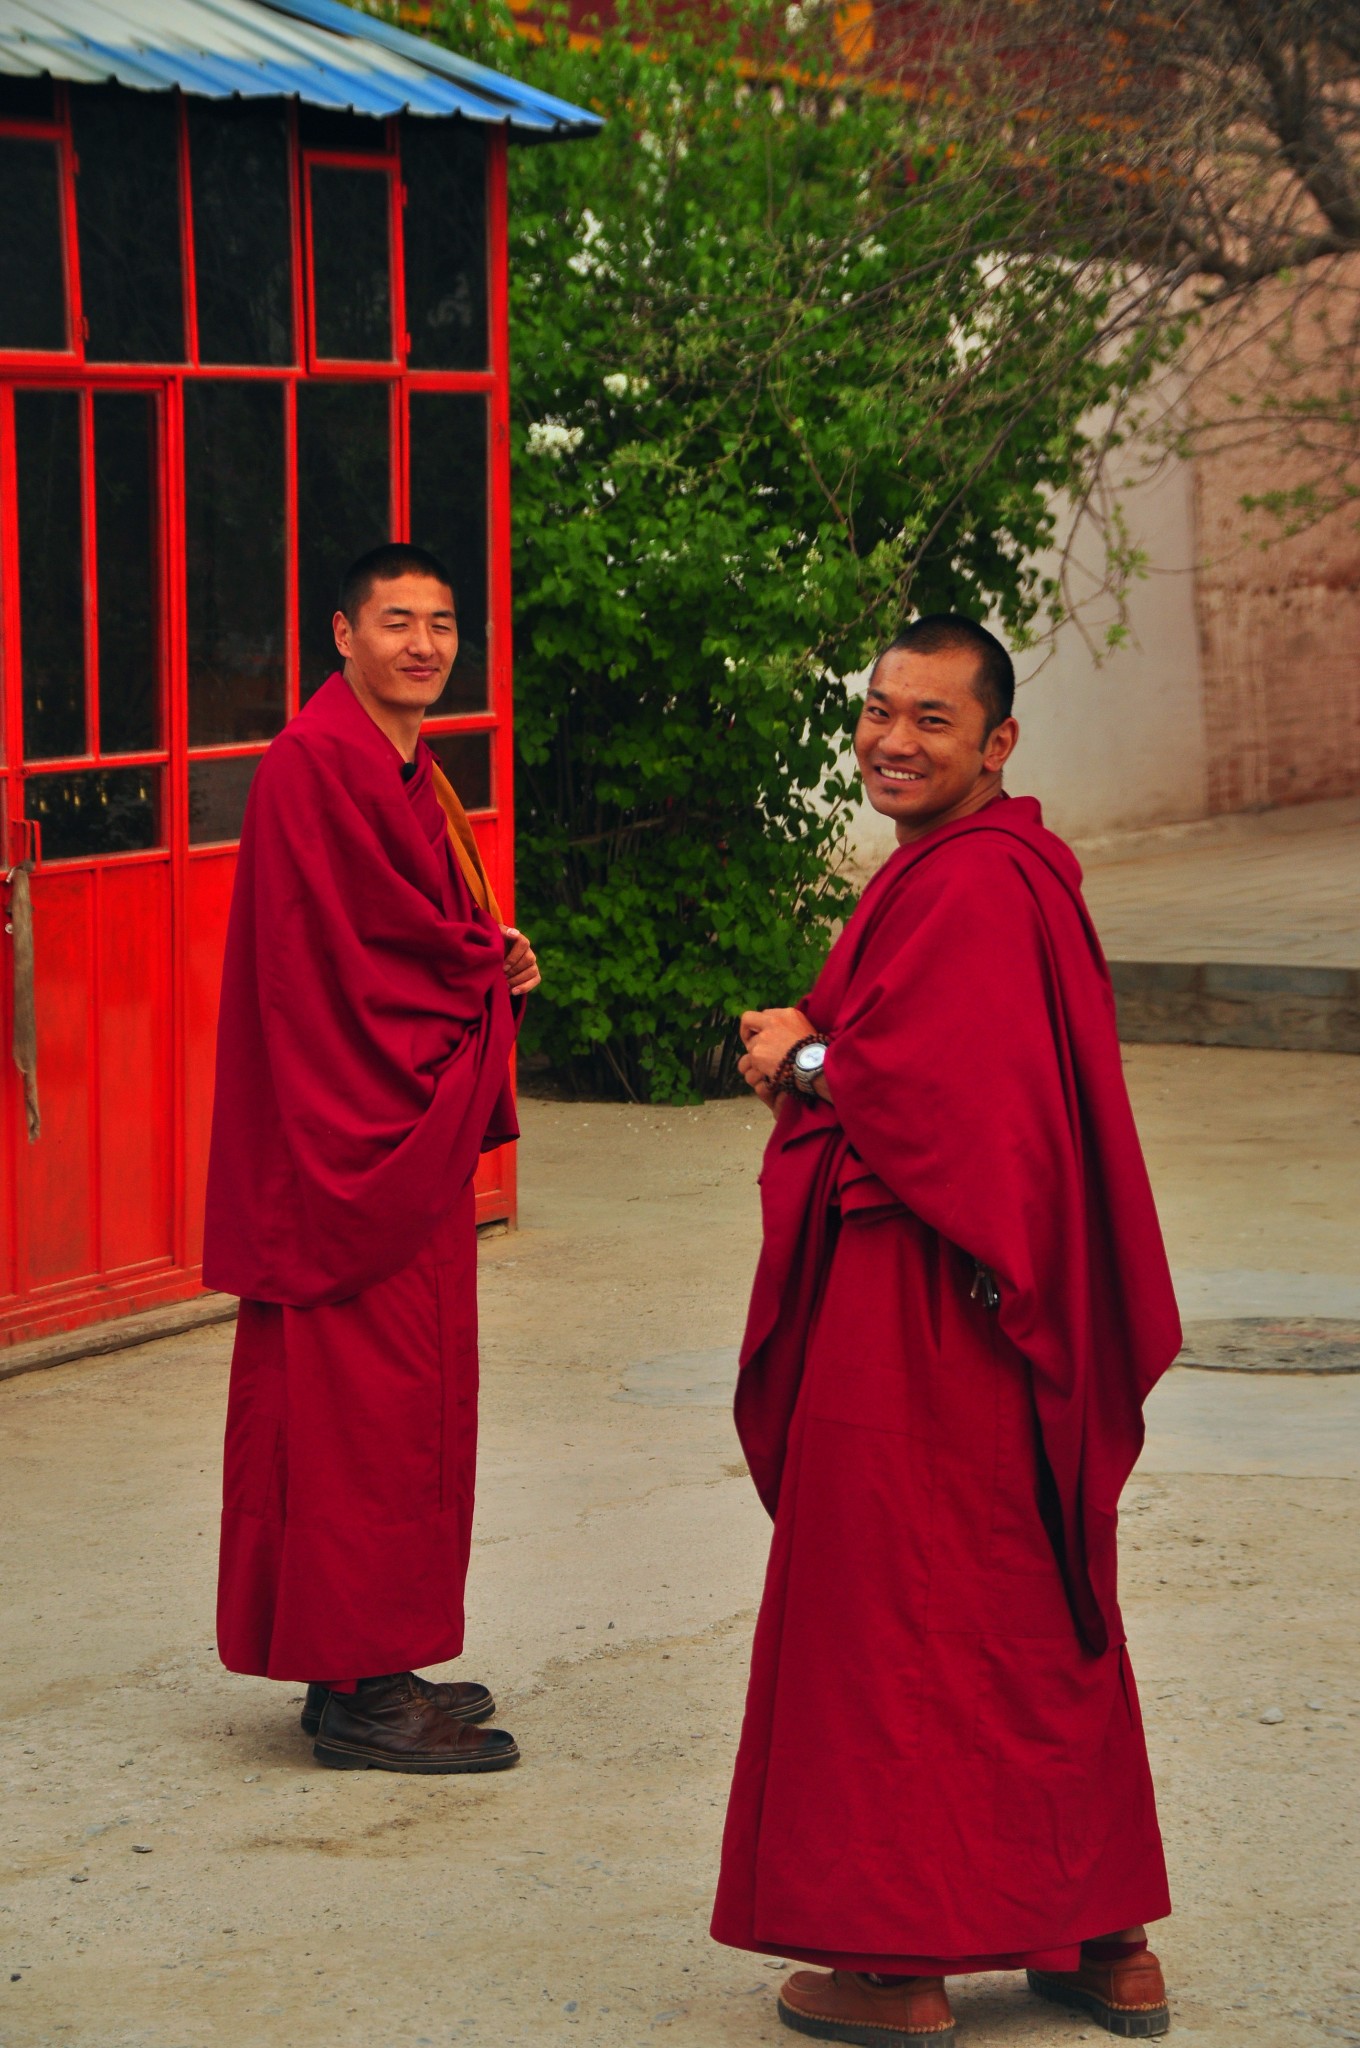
[205,673,518,1683]
[712,795,1179,1974]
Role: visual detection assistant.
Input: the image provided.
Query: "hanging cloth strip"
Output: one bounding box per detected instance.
[430,761,502,925]
[6,864,40,1142]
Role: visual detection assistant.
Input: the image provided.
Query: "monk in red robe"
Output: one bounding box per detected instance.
[714,615,1177,2039]
[205,543,538,1775]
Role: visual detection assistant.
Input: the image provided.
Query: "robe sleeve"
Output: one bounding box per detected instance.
[822,839,1164,1652]
[204,737,516,1306]
[824,843,1089,1291]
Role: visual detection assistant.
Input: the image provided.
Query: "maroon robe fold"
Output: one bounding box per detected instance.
[712,794,1178,1974]
[206,673,518,1682]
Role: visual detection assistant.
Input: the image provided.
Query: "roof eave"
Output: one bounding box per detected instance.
[0,0,603,142]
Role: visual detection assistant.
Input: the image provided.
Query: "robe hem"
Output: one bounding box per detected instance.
[711,1906,1171,1979]
[217,1631,468,1686]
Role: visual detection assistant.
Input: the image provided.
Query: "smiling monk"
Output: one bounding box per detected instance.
[206,543,539,1774]
[712,616,1178,2040]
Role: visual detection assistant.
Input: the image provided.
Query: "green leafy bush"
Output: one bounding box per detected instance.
[423,1,1154,1101]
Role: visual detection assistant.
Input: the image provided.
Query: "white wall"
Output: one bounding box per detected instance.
[845,445,1210,873]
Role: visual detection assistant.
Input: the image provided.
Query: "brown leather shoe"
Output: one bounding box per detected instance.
[777,1971,955,2043]
[312,1673,519,1774]
[300,1674,494,1738]
[1028,1949,1169,2037]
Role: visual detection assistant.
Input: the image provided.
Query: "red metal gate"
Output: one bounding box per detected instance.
[0,83,516,1348]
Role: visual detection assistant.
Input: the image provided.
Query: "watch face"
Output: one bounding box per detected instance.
[794,1041,827,1073]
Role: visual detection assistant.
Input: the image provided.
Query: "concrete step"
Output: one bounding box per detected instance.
[1111,959,1360,1054]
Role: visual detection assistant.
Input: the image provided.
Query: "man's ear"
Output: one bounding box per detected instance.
[332,608,351,658]
[984,716,1019,772]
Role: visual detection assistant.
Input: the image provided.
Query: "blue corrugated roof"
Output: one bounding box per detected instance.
[0,0,602,138]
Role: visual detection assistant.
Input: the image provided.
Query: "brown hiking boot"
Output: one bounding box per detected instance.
[1028,1948,1170,2037]
[312,1672,518,1774]
[300,1674,494,1738]
[777,1971,956,2043]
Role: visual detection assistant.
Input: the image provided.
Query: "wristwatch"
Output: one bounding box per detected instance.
[790,1037,828,1096]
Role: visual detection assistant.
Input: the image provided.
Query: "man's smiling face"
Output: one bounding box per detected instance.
[333,571,458,714]
[853,644,1019,843]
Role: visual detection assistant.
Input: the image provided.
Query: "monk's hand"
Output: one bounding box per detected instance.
[747,1075,782,1117]
[501,926,542,996]
[737,1007,815,1091]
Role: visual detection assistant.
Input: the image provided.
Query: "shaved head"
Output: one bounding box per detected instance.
[872,615,1014,734]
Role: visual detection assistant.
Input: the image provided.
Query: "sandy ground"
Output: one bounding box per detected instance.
[1,1045,1358,2048]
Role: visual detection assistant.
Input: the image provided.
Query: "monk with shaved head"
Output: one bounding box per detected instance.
[206,543,537,1774]
[713,615,1176,2041]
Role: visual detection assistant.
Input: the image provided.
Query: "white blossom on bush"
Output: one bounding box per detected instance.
[602,372,651,400]
[567,207,607,277]
[526,418,585,460]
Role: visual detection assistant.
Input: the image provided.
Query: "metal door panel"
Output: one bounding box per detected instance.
[97,861,173,1271]
[183,850,236,1268]
[0,882,16,1302]
[22,868,94,1286]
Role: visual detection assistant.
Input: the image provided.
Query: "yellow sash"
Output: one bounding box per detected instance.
[430,760,503,925]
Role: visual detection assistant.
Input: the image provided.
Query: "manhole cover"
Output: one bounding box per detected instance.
[1176,1317,1360,1375]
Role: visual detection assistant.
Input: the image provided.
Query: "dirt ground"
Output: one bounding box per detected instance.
[1,1046,1357,2048]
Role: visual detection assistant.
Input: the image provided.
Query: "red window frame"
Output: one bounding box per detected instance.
[0,81,517,1335]
[0,95,82,365]
[301,142,405,371]
[0,87,511,869]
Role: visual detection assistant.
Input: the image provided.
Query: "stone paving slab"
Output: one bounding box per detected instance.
[1074,798,1360,1048]
[1173,1267,1360,1320]
[1140,1368,1360,1479]
[1079,798,1360,968]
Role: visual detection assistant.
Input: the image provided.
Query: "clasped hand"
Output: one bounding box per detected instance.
[501,926,542,997]
[738,1006,815,1112]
